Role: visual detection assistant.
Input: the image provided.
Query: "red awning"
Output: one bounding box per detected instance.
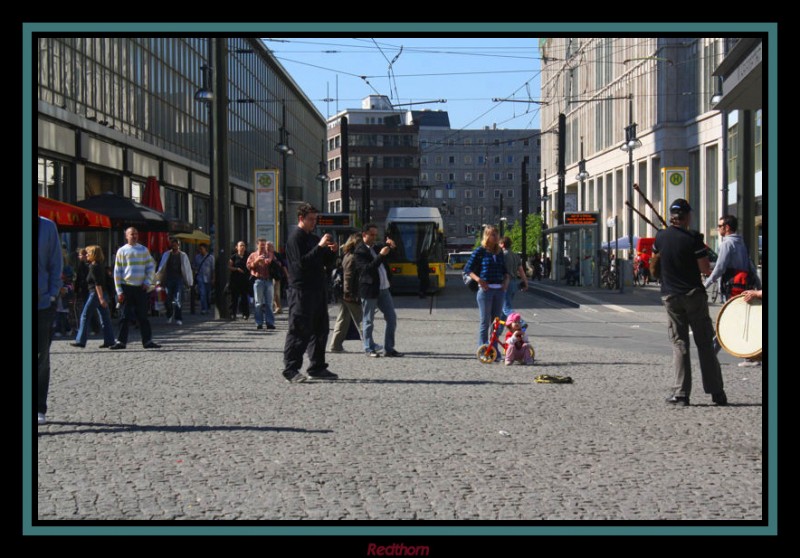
[38,196,111,231]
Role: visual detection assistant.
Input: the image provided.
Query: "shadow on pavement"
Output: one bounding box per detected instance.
[38,422,333,436]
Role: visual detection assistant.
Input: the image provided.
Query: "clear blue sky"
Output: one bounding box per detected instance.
[264,38,542,131]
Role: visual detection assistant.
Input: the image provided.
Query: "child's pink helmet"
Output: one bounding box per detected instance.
[506,312,522,324]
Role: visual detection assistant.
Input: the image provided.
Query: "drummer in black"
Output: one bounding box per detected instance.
[653,198,726,407]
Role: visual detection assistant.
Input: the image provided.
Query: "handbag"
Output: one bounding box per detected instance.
[463,247,484,292]
[463,273,479,292]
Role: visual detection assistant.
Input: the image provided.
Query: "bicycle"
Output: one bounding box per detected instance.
[600,266,618,290]
[476,316,535,364]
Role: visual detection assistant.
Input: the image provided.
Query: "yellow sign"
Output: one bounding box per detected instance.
[661,167,689,216]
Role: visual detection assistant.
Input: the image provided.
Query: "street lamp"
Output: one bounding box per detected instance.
[316,139,329,211]
[575,137,590,183]
[619,94,641,291]
[274,100,294,251]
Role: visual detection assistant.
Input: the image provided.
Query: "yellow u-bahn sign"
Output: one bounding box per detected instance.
[662,167,689,216]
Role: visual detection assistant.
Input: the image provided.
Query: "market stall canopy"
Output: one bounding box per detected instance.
[38,196,111,231]
[601,236,640,251]
[174,229,211,245]
[76,192,192,233]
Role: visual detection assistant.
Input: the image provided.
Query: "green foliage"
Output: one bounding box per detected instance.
[504,214,543,255]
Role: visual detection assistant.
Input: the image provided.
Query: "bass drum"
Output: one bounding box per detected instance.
[715,294,762,359]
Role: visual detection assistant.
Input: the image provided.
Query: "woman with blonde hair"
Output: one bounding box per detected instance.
[464,225,509,351]
[70,245,116,348]
[328,233,364,352]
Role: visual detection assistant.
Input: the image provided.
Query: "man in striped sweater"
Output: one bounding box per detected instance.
[110,227,161,350]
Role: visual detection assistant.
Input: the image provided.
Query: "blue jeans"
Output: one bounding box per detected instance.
[477,287,505,346]
[165,277,184,321]
[253,278,275,326]
[502,280,519,318]
[197,279,211,312]
[361,288,397,352]
[38,306,54,414]
[75,291,115,346]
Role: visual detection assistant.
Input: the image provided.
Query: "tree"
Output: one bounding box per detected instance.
[506,214,543,255]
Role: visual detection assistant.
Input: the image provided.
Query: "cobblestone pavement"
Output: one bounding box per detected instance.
[33,274,766,530]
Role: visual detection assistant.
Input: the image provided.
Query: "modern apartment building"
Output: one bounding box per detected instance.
[418,124,541,249]
[325,95,541,247]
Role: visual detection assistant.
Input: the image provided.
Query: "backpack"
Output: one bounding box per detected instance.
[724,269,753,298]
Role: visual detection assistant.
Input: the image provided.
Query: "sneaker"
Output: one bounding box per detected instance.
[712,391,728,406]
[308,369,339,380]
[168,316,174,324]
[37,413,46,425]
[738,360,761,367]
[257,324,263,330]
[372,344,384,353]
[328,347,344,353]
[98,343,113,348]
[109,341,127,350]
[266,324,276,330]
[283,370,308,383]
[143,341,162,349]
[175,320,182,326]
[366,350,381,357]
[665,395,690,406]
[504,361,513,366]
[69,342,85,348]
[383,349,404,357]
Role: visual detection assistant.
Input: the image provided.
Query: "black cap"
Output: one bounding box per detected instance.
[669,198,692,214]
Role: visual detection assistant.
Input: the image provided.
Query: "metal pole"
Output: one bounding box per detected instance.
[280,100,288,252]
[626,94,634,293]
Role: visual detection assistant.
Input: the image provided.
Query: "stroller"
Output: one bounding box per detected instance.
[477,316,535,364]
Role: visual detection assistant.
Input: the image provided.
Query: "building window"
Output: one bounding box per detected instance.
[477,173,485,182]
[37,157,72,201]
[464,172,472,182]
[164,187,188,222]
[493,156,501,164]
[728,123,738,185]
[507,155,514,164]
[435,155,443,165]
[421,156,428,165]
[506,173,514,181]
[507,189,514,198]
[464,190,472,199]
[421,173,429,182]
[448,173,455,181]
[478,190,485,199]
[449,156,455,165]
[435,173,443,182]
[464,138,472,146]
[464,155,472,164]
[477,155,485,165]
[494,189,501,199]
[494,173,501,181]
[464,206,472,215]
[434,189,443,199]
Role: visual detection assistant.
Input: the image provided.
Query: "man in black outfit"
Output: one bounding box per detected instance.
[653,199,727,407]
[281,203,339,383]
